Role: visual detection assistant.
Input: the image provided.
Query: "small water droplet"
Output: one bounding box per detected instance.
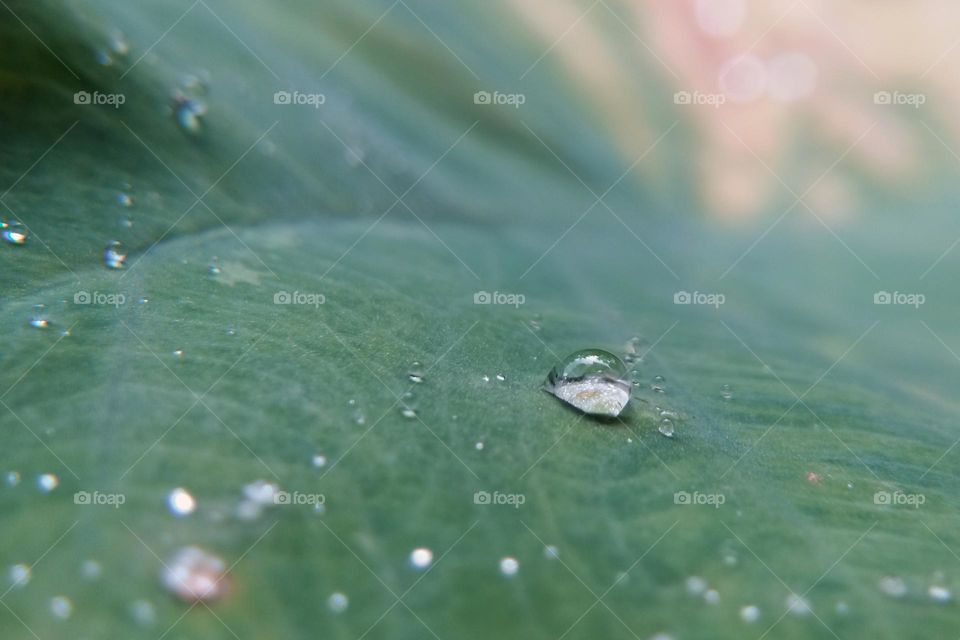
[173,95,207,135]
[658,418,675,438]
[720,384,733,400]
[129,599,156,626]
[544,349,632,417]
[410,548,433,570]
[835,601,849,615]
[704,589,720,604]
[6,471,21,486]
[482,375,490,382]
[786,594,811,616]
[28,305,49,329]
[685,576,707,595]
[740,604,760,622]
[878,576,907,598]
[37,473,58,492]
[208,257,221,276]
[495,374,505,382]
[81,559,102,580]
[651,375,666,393]
[928,584,951,602]
[475,441,484,451]
[116,192,134,207]
[104,240,127,269]
[400,391,417,419]
[544,545,559,559]
[109,30,130,56]
[2,220,28,245]
[161,546,228,602]
[172,349,184,359]
[327,592,349,613]
[312,454,327,468]
[242,480,279,506]
[8,564,31,588]
[226,326,236,336]
[95,49,112,66]
[408,361,424,383]
[49,596,73,619]
[499,557,519,576]
[167,487,196,516]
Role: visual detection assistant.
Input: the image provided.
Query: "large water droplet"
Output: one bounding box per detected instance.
[2,220,28,245]
[544,349,631,417]
[104,241,127,269]
[658,418,675,438]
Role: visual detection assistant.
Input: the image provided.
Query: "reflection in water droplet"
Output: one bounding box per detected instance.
[740,604,760,623]
[499,557,519,576]
[167,487,197,516]
[2,220,28,245]
[37,473,58,492]
[8,564,31,588]
[49,596,73,619]
[544,350,631,417]
[658,419,675,438]
[162,546,228,602]
[104,241,127,269]
[879,576,907,598]
[410,548,433,570]
[328,592,349,613]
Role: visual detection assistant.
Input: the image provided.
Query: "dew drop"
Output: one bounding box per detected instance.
[311,454,327,468]
[740,604,760,623]
[28,305,49,329]
[49,596,73,619]
[173,95,207,135]
[496,374,505,381]
[410,547,433,570]
[499,557,519,576]
[104,240,127,269]
[116,192,134,208]
[327,592,349,613]
[108,30,130,56]
[242,480,279,506]
[2,220,28,245]
[408,361,424,383]
[167,487,197,517]
[161,546,228,602]
[475,441,484,451]
[658,418,675,438]
[685,576,707,595]
[400,391,417,419]
[544,349,632,417]
[720,384,733,400]
[786,594,811,616]
[81,559,102,580]
[208,257,221,276]
[879,576,907,598]
[172,349,184,360]
[704,589,720,604]
[37,473,59,492]
[129,599,156,626]
[482,375,490,382]
[928,584,951,602]
[8,564,31,588]
[6,471,21,486]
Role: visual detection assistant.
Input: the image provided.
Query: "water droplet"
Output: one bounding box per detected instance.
[208,257,221,276]
[658,418,675,438]
[410,548,433,570]
[312,454,327,468]
[173,95,207,135]
[928,584,951,602]
[408,361,424,383]
[704,589,720,604]
[482,375,490,382]
[8,564,31,588]
[651,375,666,394]
[313,501,326,515]
[499,557,519,576]
[544,545,559,559]
[835,601,849,615]
[167,487,196,516]
[878,576,907,597]
[95,49,112,66]
[721,384,733,400]
[172,349,184,359]
[109,30,130,56]
[544,349,632,417]
[685,576,707,595]
[496,374,505,381]
[28,305,49,329]
[786,594,811,616]
[740,604,760,623]
[129,599,156,626]
[327,592,348,613]
[37,473,58,492]
[49,595,73,619]
[162,546,228,602]
[116,192,134,208]
[81,559,102,580]
[400,391,417,419]
[226,326,236,336]
[6,471,21,486]
[475,441,484,451]
[242,480,279,506]
[2,220,28,245]
[352,408,366,425]
[104,240,126,269]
